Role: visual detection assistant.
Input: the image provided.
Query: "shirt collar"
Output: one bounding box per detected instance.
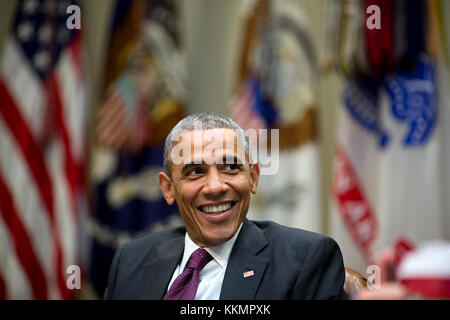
[181,223,243,270]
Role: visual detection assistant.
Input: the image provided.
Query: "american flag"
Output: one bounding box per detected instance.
[230,79,266,131]
[0,0,87,299]
[96,74,150,153]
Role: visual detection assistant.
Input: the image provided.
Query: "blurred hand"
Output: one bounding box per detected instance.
[356,283,409,300]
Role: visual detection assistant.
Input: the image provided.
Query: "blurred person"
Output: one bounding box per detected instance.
[104,112,347,300]
[356,248,409,300]
[357,241,450,300]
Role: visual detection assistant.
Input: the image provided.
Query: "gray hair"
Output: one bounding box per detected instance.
[163,112,252,175]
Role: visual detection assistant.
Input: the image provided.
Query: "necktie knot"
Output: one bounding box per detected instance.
[186,248,213,270]
[164,248,213,300]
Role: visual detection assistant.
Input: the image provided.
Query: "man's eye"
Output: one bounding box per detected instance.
[187,168,204,176]
[223,164,240,172]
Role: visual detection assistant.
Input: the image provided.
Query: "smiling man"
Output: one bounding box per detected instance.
[104,112,347,300]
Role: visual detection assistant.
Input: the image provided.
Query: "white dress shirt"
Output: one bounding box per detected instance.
[166,223,243,300]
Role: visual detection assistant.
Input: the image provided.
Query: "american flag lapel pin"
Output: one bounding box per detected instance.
[243,270,254,278]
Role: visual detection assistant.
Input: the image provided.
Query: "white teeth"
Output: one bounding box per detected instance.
[201,203,232,214]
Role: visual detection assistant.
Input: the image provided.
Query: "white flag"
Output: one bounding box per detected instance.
[331,56,450,274]
[231,0,321,232]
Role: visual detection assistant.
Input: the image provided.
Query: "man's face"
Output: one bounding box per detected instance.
[159,128,259,247]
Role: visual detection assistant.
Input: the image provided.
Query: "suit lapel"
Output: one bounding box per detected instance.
[220,220,268,300]
[142,231,184,299]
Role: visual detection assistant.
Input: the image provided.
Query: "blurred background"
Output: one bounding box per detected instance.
[0,0,449,299]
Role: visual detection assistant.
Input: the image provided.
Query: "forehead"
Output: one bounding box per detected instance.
[176,128,246,163]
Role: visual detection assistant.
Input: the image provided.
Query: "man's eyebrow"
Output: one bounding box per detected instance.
[181,162,204,173]
[181,156,243,171]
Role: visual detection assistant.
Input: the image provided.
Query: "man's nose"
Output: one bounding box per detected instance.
[203,168,227,195]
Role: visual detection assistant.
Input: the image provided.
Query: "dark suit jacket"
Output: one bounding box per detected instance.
[104,219,347,299]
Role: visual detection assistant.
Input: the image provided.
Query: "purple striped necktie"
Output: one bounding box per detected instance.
[164,248,213,300]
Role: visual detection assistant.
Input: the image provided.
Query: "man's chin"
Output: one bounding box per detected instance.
[201,230,236,247]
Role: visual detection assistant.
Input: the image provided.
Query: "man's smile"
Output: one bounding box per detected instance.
[195,201,238,223]
[197,201,237,215]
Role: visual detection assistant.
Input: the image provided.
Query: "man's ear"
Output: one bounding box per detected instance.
[158,172,175,205]
[249,162,259,194]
